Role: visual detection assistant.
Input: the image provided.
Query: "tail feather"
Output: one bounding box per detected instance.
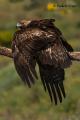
[59,82,66,98]
[50,83,57,104]
[54,83,62,103]
[39,64,65,104]
[45,82,53,102]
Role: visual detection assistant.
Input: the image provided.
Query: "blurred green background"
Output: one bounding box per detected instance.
[0,0,80,120]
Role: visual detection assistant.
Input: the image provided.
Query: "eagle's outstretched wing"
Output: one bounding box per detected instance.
[12,37,38,87]
[36,25,73,104]
[37,38,72,104]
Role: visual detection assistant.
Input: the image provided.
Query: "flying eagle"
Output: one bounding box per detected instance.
[12,19,75,104]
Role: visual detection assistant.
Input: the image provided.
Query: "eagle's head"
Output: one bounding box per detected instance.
[16,19,55,29]
[16,20,31,29]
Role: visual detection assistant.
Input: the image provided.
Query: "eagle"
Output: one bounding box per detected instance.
[12,19,74,105]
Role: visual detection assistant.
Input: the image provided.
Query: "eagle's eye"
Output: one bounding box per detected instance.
[23,21,31,26]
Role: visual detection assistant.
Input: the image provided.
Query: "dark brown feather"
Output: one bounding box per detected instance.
[12,40,38,87]
[60,36,73,52]
[39,39,72,68]
[38,64,65,104]
[12,19,73,104]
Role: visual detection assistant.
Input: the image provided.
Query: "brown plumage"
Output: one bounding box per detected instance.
[12,19,73,104]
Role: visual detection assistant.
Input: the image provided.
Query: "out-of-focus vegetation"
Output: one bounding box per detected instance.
[0,0,80,120]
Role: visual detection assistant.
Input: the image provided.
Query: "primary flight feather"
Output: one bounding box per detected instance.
[12,19,74,104]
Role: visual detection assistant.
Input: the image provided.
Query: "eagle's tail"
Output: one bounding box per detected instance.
[38,63,66,105]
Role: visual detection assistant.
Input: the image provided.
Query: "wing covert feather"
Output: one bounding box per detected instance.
[39,39,72,68]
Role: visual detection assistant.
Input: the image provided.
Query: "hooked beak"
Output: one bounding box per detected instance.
[16,23,22,28]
